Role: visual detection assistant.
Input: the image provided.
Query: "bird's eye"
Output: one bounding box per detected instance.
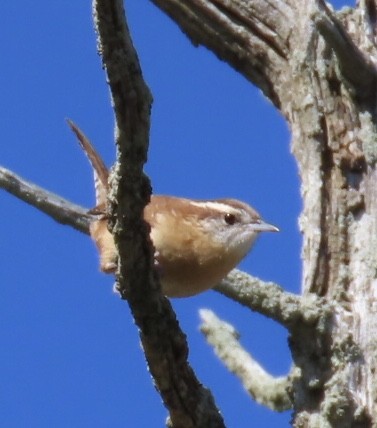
[224,213,236,225]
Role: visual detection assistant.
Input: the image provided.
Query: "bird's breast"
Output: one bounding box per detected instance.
[149,212,242,297]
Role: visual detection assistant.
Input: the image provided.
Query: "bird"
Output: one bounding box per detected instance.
[67,120,278,298]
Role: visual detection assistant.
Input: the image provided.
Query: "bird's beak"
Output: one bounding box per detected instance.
[252,221,279,232]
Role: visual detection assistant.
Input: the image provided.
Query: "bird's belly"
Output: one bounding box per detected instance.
[158,255,238,298]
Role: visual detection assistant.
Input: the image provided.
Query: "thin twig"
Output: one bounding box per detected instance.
[200,309,293,412]
[0,166,91,234]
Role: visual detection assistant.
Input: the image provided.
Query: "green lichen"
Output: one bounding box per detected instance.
[359,112,377,165]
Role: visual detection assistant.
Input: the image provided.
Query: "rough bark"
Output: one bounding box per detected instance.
[146,0,377,426]
[92,1,225,427]
[2,0,377,426]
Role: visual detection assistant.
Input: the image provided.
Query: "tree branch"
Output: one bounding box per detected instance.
[1,161,326,337]
[200,309,293,412]
[215,270,328,330]
[92,1,225,427]
[3,148,308,418]
[0,166,91,234]
[1,163,302,327]
[148,0,293,107]
[314,0,377,102]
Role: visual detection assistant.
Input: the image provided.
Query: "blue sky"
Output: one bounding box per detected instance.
[0,1,354,427]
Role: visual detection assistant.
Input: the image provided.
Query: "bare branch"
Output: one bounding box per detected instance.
[0,164,296,329]
[314,0,377,101]
[215,270,328,330]
[3,161,333,420]
[200,309,293,412]
[0,161,325,338]
[92,1,225,427]
[148,0,294,107]
[0,166,91,234]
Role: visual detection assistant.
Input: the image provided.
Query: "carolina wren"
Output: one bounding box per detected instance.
[67,120,278,298]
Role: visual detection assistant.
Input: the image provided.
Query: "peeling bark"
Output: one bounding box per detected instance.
[2,0,377,426]
[147,0,377,425]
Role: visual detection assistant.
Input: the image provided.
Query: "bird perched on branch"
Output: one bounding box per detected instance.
[67,120,278,298]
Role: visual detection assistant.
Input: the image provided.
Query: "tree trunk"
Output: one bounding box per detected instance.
[2,1,377,426]
[148,0,377,426]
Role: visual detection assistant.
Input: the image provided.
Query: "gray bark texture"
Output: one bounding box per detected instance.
[145,0,377,426]
[1,0,377,427]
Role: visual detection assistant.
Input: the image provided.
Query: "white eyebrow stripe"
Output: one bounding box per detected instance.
[188,201,239,214]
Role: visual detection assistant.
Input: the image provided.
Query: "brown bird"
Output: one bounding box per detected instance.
[67,120,278,298]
